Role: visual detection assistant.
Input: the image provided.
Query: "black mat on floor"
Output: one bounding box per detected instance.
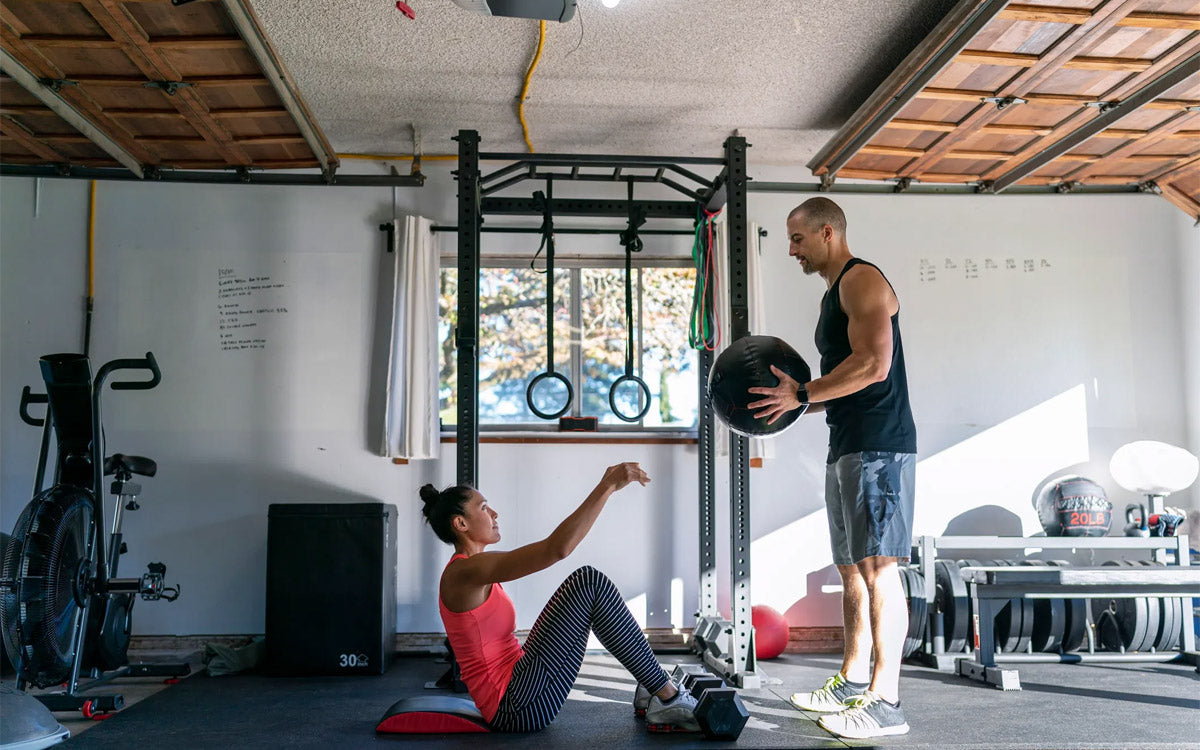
[64,653,1199,749]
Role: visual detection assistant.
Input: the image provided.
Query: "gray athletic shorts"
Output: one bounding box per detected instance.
[825,451,916,566]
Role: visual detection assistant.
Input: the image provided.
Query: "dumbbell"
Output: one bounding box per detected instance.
[676,669,750,740]
[670,663,707,681]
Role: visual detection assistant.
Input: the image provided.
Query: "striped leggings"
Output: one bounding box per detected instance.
[488,565,670,733]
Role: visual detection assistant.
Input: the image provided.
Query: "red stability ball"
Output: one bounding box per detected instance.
[752,604,789,660]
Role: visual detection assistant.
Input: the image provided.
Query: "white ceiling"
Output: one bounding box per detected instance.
[248,0,959,165]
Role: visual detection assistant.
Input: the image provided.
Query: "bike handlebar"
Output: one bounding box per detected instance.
[19,352,161,427]
[97,352,161,391]
[19,387,48,426]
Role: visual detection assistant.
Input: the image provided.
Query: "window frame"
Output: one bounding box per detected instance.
[438,253,699,435]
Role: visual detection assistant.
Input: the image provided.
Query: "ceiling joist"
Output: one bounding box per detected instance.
[812,0,1200,215]
[916,86,1198,110]
[900,0,1143,179]
[19,34,243,49]
[981,35,1200,182]
[807,0,1012,179]
[999,4,1200,30]
[0,0,331,176]
[77,0,252,166]
[217,0,338,176]
[1062,111,1200,183]
[989,49,1200,192]
[0,114,70,162]
[0,44,146,175]
[955,49,1152,71]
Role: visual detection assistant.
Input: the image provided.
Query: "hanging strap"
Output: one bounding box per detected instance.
[525,181,573,420]
[537,185,556,372]
[619,181,646,377]
[609,180,651,423]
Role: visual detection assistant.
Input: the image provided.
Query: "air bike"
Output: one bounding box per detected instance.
[1,352,188,720]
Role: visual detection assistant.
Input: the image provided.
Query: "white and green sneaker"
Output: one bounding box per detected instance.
[818,692,910,739]
[789,672,867,712]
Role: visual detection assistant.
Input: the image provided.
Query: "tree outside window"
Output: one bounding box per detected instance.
[438,264,696,430]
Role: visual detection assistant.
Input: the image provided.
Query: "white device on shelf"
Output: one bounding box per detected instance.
[1109,440,1199,516]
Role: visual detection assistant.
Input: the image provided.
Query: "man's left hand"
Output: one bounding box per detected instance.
[748,366,808,425]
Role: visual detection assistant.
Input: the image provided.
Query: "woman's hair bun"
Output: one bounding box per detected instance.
[418,484,440,507]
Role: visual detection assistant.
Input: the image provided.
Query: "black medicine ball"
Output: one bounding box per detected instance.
[1033,476,1111,537]
[707,335,811,438]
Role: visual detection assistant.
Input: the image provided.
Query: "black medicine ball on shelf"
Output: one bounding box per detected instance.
[1033,475,1112,537]
[707,335,811,438]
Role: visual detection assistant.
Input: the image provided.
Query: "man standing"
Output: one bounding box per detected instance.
[748,196,917,739]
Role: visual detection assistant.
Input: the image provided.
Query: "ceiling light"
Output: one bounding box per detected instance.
[601,0,621,7]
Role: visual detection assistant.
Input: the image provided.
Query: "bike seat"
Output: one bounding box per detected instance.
[104,454,157,478]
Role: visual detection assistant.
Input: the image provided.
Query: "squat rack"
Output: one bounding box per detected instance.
[452,129,760,687]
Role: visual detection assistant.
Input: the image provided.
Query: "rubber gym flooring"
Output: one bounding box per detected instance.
[62,651,1197,749]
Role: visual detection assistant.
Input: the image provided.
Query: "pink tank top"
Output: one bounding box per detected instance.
[438,554,525,722]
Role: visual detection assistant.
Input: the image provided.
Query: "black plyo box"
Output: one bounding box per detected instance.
[266,503,397,675]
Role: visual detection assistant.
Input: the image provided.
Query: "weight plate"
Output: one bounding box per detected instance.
[934,560,969,653]
[984,561,1023,653]
[912,568,927,654]
[995,561,1034,653]
[1121,561,1160,653]
[1163,595,1183,651]
[1022,561,1065,653]
[900,567,926,658]
[1092,561,1150,652]
[1137,561,1180,652]
[1046,561,1086,652]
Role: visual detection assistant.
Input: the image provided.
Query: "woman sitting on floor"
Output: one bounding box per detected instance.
[419,462,698,733]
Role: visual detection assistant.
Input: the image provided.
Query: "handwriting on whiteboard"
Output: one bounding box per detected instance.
[919,258,1051,282]
[217,268,288,351]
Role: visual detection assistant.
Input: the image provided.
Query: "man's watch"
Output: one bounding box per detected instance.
[797,383,810,406]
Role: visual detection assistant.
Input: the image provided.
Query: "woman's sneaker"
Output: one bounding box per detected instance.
[789,672,867,712]
[817,692,909,739]
[645,686,700,732]
[633,683,651,716]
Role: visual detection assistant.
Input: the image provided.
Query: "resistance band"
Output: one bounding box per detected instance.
[689,205,721,351]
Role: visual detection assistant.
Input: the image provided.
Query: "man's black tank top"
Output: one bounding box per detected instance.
[815,258,917,463]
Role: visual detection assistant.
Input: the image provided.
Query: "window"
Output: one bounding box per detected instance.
[437,260,697,431]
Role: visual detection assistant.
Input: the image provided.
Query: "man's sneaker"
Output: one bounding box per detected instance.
[817,692,910,739]
[633,683,651,716]
[645,685,700,733]
[789,672,867,712]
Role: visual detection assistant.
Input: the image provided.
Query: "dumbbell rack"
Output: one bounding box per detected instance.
[910,535,1196,671]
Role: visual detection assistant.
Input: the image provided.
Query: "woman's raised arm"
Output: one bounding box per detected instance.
[453,462,650,585]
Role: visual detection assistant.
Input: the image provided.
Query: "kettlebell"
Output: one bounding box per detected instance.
[1123,503,1149,537]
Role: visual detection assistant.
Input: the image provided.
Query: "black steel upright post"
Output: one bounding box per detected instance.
[455,130,482,487]
[697,347,717,619]
[724,135,757,683]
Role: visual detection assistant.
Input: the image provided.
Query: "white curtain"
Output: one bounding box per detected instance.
[381,216,440,460]
[712,216,774,462]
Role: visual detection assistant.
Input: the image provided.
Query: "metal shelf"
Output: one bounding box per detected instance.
[910,534,1196,675]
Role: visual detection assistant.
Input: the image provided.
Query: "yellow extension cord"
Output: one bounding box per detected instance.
[518,21,547,153]
[339,20,548,163]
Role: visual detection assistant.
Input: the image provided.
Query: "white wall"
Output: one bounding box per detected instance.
[1176,209,1200,515]
[1,164,1195,636]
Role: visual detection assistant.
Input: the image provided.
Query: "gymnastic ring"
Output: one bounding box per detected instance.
[608,374,652,423]
[526,371,573,420]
